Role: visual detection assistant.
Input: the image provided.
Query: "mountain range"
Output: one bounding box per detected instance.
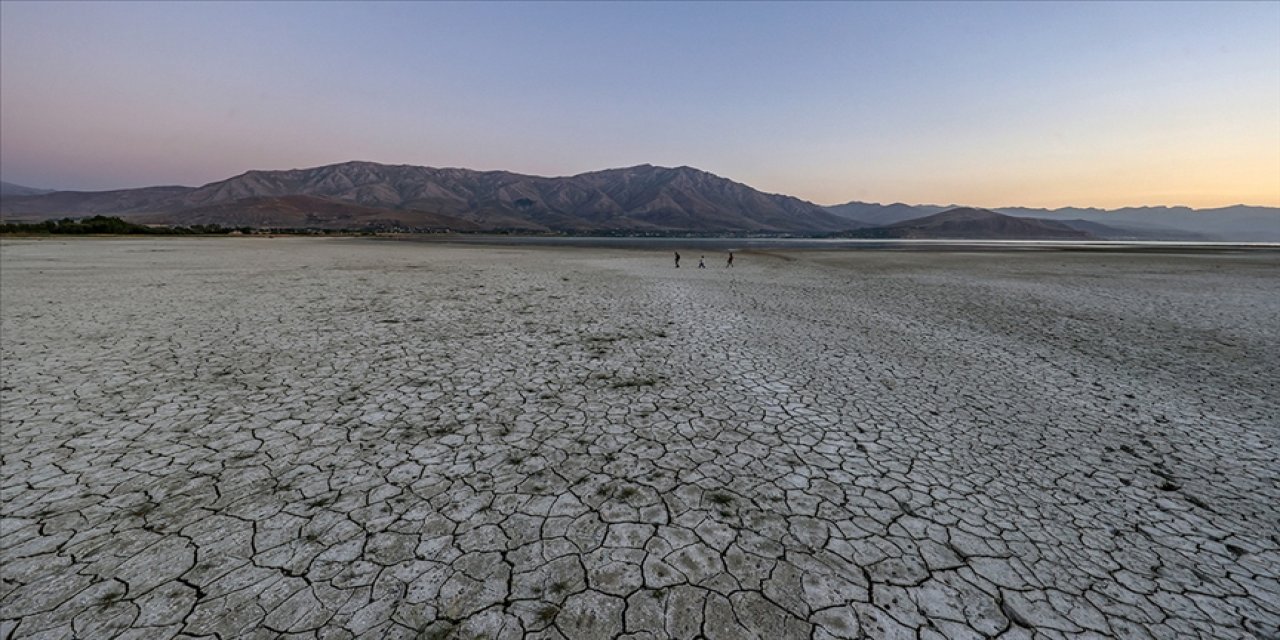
[0,162,850,234]
[3,161,1277,239]
[825,201,1276,240]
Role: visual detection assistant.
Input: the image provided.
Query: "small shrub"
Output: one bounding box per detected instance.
[535,604,559,625]
[126,502,156,518]
[707,492,734,507]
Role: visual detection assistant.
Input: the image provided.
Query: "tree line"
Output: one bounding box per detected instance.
[0,216,249,235]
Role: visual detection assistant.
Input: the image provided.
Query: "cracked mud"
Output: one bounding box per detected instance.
[1,238,1277,639]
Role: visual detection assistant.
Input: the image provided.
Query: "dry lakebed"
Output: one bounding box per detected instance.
[1,237,1277,639]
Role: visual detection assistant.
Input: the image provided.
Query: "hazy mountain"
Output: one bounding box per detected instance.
[0,186,192,218]
[998,205,1278,241]
[825,201,949,226]
[843,207,1096,240]
[826,201,1279,241]
[1055,219,1210,241]
[1,161,861,233]
[0,181,53,197]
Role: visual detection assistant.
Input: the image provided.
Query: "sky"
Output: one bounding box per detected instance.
[1,1,1278,208]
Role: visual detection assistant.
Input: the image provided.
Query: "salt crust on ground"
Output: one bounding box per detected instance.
[1,238,1277,639]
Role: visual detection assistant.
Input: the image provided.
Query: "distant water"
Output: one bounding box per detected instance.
[382,235,1280,252]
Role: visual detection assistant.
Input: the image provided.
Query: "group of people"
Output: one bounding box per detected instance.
[674,251,733,269]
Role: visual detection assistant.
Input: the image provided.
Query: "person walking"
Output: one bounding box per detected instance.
[698,256,706,269]
[726,251,734,268]
[674,251,681,268]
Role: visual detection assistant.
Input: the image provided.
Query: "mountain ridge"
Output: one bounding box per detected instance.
[3,161,1277,238]
[1,161,858,233]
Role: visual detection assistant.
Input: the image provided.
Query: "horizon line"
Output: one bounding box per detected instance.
[4,159,1278,211]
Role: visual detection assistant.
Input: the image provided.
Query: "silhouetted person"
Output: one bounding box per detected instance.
[674,251,680,268]
[698,256,706,269]
[726,251,734,268]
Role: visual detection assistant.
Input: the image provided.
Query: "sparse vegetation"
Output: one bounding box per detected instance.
[610,375,664,389]
[420,621,457,640]
[535,603,559,625]
[428,423,460,437]
[708,492,734,507]
[95,587,127,609]
[307,494,336,508]
[126,501,156,518]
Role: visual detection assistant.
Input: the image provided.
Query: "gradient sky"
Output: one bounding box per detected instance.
[2,1,1278,207]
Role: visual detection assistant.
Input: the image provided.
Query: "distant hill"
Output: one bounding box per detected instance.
[998,205,1276,241]
[0,162,860,234]
[1055,218,1209,241]
[0,186,192,219]
[825,201,949,226]
[827,200,1278,241]
[0,181,53,197]
[842,207,1097,240]
[131,195,485,232]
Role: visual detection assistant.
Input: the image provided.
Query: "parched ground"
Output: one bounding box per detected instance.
[1,237,1277,640]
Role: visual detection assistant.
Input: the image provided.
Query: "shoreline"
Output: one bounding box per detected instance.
[367,234,1280,253]
[6,233,1280,253]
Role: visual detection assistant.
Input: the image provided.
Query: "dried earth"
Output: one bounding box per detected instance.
[1,238,1277,639]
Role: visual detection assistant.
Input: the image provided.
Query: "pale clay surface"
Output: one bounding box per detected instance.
[1,237,1277,640]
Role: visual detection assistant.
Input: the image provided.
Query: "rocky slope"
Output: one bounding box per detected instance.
[129,195,486,231]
